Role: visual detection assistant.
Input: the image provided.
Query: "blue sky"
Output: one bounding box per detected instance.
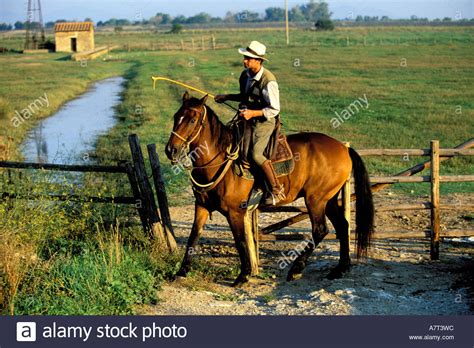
[1,0,472,23]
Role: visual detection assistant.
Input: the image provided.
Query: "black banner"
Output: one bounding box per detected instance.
[1,315,472,348]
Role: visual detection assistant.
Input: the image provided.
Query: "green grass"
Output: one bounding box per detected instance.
[14,248,159,315]
[88,27,473,199]
[0,51,131,158]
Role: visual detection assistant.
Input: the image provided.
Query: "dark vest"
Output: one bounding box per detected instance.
[239,68,277,112]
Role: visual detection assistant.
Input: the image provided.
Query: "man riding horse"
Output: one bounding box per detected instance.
[215,41,285,205]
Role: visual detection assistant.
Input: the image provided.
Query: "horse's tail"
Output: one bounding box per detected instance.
[349,147,374,258]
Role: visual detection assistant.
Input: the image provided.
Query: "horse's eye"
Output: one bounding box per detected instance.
[191,119,196,123]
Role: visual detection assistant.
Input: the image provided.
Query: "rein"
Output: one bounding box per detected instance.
[171,105,239,193]
[188,144,238,193]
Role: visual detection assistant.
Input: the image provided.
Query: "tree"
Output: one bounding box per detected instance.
[157,13,172,24]
[235,11,261,22]
[210,17,223,23]
[0,23,12,31]
[152,12,171,25]
[186,12,211,24]
[300,0,331,21]
[224,11,236,23]
[313,1,332,21]
[14,21,25,30]
[289,6,305,21]
[172,15,187,24]
[265,7,285,22]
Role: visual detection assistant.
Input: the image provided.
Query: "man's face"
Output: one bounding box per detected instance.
[243,56,261,72]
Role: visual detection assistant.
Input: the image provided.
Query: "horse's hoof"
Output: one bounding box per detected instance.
[326,269,342,280]
[326,264,350,280]
[232,274,250,288]
[286,272,303,282]
[174,268,188,279]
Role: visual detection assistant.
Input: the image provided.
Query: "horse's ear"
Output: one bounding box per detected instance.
[200,94,208,105]
[182,91,190,102]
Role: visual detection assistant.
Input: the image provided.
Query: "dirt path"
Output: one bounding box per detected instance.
[141,193,473,315]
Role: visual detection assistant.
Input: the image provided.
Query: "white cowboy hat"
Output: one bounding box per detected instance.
[238,41,269,61]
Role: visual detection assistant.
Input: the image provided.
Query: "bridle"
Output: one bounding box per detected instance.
[169,104,239,193]
[171,105,207,148]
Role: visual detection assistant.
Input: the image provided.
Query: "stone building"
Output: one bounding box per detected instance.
[54,22,94,53]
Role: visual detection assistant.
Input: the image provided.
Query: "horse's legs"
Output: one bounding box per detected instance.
[226,210,252,287]
[176,204,209,277]
[325,194,351,279]
[287,197,328,281]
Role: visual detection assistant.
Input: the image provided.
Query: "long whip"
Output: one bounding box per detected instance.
[151,76,238,111]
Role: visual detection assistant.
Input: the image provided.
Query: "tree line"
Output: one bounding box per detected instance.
[1,0,473,31]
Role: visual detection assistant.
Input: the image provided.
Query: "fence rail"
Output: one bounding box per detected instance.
[260,139,474,261]
[0,134,177,253]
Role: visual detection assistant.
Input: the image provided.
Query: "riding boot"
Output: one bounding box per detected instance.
[260,159,286,205]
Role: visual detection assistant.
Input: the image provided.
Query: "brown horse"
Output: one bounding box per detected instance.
[165,92,374,287]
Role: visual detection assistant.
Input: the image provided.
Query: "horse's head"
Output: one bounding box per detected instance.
[165,91,208,164]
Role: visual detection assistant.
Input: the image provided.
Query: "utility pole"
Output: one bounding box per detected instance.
[285,0,290,45]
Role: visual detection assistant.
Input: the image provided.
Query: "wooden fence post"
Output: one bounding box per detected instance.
[147,144,177,252]
[201,37,205,50]
[343,142,351,243]
[125,163,148,232]
[430,140,440,260]
[191,38,195,51]
[212,35,216,50]
[128,134,167,248]
[180,39,184,51]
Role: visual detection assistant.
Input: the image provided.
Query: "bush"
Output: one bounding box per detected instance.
[169,24,183,34]
[315,19,334,31]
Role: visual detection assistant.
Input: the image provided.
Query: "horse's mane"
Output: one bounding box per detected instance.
[188,97,233,152]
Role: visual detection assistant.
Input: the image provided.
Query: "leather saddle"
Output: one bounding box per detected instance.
[231,117,294,179]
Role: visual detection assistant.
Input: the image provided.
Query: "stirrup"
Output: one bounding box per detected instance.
[265,185,285,205]
[274,185,286,201]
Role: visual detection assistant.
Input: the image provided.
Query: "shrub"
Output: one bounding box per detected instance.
[169,24,183,34]
[315,19,334,31]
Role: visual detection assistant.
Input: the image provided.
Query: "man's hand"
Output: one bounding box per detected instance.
[214,94,227,103]
[239,109,263,121]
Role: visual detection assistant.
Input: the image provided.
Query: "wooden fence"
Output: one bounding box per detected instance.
[258,138,474,262]
[0,134,176,252]
[2,135,473,268]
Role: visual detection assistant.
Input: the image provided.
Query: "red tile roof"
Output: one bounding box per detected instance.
[54,22,93,32]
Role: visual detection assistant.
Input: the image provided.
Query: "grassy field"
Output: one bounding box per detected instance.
[0,26,473,314]
[90,27,474,198]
